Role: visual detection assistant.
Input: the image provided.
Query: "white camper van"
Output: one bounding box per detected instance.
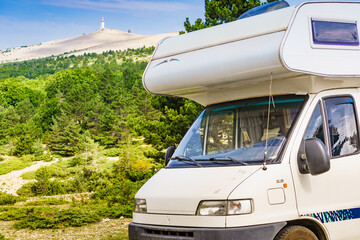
[129,0,360,239]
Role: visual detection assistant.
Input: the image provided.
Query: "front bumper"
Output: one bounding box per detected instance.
[128,221,286,240]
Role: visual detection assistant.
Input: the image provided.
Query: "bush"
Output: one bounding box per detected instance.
[0,233,9,240]
[34,153,54,162]
[20,170,36,180]
[16,182,34,197]
[18,167,67,196]
[102,148,123,157]
[68,156,85,167]
[13,208,101,229]
[0,192,24,205]
[96,204,133,218]
[91,179,144,207]
[0,207,31,221]
[19,154,36,162]
[24,198,69,206]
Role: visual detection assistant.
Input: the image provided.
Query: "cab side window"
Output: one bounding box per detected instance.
[304,103,325,144]
[324,97,359,157]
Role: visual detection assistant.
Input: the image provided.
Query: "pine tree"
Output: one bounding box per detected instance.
[46,111,82,156]
[183,0,271,33]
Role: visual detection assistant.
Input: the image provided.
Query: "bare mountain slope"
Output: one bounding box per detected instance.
[0,29,178,63]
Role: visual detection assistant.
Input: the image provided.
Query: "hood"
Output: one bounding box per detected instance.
[135,166,260,215]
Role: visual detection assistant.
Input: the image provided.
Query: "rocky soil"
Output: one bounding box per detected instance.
[0,218,130,240]
[0,160,58,195]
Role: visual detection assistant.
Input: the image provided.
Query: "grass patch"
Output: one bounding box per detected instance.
[0,192,25,205]
[20,170,36,180]
[0,157,33,175]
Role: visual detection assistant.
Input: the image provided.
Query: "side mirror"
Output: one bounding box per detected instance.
[165,146,175,166]
[304,138,330,175]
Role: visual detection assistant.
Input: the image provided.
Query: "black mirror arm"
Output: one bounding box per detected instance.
[165,146,175,166]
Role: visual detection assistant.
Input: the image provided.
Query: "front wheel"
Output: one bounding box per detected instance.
[274,225,318,240]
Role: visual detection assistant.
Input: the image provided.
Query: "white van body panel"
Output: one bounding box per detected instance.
[281,2,360,76]
[133,213,227,228]
[226,164,299,228]
[144,32,293,106]
[289,89,360,239]
[135,166,260,215]
[152,7,294,60]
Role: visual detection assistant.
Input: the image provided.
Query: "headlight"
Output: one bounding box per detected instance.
[197,200,227,216]
[134,199,147,213]
[197,199,253,216]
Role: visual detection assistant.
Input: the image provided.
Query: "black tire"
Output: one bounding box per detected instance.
[274,225,318,240]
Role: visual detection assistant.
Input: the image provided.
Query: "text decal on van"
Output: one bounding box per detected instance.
[305,207,360,223]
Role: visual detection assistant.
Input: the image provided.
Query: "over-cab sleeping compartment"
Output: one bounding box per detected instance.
[143,1,360,106]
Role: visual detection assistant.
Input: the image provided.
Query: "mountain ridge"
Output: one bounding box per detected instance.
[0,29,178,63]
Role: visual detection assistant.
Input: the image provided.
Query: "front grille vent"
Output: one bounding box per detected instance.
[145,228,194,238]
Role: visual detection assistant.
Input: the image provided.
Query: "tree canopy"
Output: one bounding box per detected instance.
[183,0,275,33]
[0,48,203,158]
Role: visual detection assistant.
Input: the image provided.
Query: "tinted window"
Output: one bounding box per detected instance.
[304,103,325,144]
[312,20,359,46]
[324,97,359,157]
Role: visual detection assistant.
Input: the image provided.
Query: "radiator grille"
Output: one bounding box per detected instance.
[145,228,194,238]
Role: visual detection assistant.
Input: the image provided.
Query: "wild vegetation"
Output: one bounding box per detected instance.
[0,47,202,238]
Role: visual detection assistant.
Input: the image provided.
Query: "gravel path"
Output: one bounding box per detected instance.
[0,160,58,195]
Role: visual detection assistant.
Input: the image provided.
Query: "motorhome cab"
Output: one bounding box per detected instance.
[129,1,360,239]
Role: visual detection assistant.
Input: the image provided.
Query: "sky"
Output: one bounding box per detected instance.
[0,0,205,50]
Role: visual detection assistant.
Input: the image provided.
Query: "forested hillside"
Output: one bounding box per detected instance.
[0,47,202,156]
[0,48,202,237]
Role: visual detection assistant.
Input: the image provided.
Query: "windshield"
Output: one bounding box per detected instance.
[169,95,306,168]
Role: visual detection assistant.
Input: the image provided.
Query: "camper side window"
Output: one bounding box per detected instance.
[324,97,359,157]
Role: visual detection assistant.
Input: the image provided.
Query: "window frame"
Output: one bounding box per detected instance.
[322,95,360,159]
[309,18,360,50]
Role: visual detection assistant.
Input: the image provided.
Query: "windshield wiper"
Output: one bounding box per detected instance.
[208,156,248,166]
[171,156,203,167]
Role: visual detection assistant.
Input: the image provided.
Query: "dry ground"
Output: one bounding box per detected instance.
[0,218,131,240]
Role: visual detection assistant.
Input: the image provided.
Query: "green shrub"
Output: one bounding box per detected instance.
[0,207,30,221]
[13,208,100,229]
[24,198,69,206]
[68,156,85,167]
[34,153,54,162]
[31,179,65,196]
[96,204,133,218]
[16,182,35,197]
[20,170,36,180]
[0,192,24,205]
[102,148,123,157]
[0,233,9,240]
[91,179,144,211]
[19,154,36,162]
[31,139,45,157]
[0,146,8,155]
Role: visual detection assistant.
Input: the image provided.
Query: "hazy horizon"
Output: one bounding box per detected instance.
[0,0,204,50]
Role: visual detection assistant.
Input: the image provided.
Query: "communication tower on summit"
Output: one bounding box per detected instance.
[100,17,105,31]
